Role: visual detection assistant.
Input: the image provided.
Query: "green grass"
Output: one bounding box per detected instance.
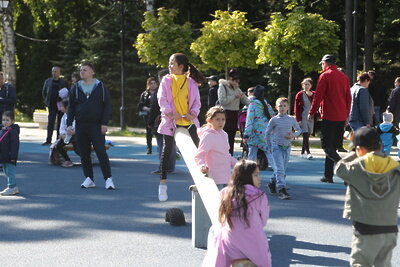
[108,129,146,137]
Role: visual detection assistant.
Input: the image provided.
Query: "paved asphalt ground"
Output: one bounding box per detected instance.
[0,123,399,267]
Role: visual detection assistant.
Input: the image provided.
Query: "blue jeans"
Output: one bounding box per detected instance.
[271,145,291,190]
[3,163,16,188]
[248,145,276,179]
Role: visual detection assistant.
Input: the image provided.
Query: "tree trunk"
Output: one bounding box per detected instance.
[1,2,16,86]
[364,0,374,71]
[345,0,353,82]
[288,65,293,115]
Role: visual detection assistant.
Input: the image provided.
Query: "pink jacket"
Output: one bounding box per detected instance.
[157,74,201,136]
[194,127,237,185]
[202,184,271,267]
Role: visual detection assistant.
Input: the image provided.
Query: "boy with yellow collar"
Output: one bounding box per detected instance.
[335,126,400,266]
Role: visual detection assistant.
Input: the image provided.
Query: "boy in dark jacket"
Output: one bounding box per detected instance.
[0,111,20,196]
[335,127,400,266]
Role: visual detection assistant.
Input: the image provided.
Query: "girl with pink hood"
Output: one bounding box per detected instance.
[195,106,237,189]
[202,160,272,267]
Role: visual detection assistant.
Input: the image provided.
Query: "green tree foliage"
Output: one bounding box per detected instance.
[256,7,340,73]
[191,10,260,76]
[134,8,193,68]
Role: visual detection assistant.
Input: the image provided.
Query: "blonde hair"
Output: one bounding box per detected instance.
[276,97,289,106]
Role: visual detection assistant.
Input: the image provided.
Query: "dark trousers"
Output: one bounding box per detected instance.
[226,130,236,156]
[143,116,153,150]
[301,132,310,154]
[160,125,198,180]
[320,120,345,180]
[56,137,80,162]
[75,122,111,180]
[156,133,176,171]
[46,104,63,143]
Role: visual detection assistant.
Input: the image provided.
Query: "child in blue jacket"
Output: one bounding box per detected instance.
[376,111,399,156]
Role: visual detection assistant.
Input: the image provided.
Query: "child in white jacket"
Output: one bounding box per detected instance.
[195,106,237,189]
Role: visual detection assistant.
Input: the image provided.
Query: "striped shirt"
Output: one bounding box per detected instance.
[266,113,302,147]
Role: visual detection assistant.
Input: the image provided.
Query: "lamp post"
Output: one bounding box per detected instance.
[120,0,126,130]
[352,0,358,84]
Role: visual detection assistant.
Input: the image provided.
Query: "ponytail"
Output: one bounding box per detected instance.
[188,63,207,85]
[256,96,271,121]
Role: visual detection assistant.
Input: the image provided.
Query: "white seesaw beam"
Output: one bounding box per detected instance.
[175,127,220,225]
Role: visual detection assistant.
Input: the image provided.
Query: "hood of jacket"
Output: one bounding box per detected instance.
[197,126,221,139]
[379,123,393,132]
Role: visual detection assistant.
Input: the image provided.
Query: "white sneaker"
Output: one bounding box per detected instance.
[300,153,306,159]
[0,187,19,196]
[307,154,313,160]
[105,178,115,190]
[81,177,96,188]
[158,184,168,201]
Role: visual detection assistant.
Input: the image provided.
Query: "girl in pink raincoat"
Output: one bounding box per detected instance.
[203,159,272,267]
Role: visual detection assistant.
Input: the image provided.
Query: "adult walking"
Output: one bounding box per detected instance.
[138,77,158,154]
[0,72,16,116]
[308,55,351,184]
[388,77,400,129]
[294,78,315,159]
[348,72,374,131]
[207,75,219,109]
[41,66,68,145]
[218,68,250,155]
[67,62,115,190]
[368,70,387,125]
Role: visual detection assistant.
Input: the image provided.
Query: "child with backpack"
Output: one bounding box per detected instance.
[0,111,20,196]
[202,159,271,267]
[195,106,237,189]
[376,111,399,156]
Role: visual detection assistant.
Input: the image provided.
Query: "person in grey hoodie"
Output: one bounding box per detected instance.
[349,72,374,131]
[335,127,400,267]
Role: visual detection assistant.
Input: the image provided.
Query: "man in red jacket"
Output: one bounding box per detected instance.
[308,55,351,183]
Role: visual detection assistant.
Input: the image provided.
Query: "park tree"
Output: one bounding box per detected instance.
[256,6,340,110]
[134,8,193,68]
[190,10,260,78]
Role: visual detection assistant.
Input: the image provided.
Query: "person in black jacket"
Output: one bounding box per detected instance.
[0,111,20,196]
[207,75,219,109]
[138,77,158,154]
[0,72,16,117]
[67,62,115,190]
[368,71,388,125]
[42,66,69,145]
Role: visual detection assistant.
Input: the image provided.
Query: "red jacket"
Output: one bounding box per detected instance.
[294,90,314,122]
[309,65,351,121]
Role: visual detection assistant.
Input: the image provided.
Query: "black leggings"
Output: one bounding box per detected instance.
[56,137,80,161]
[160,125,199,180]
[301,132,310,154]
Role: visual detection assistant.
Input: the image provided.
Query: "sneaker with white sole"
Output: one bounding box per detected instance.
[158,184,168,201]
[300,153,306,159]
[105,178,115,190]
[81,177,96,188]
[0,187,19,196]
[307,154,313,160]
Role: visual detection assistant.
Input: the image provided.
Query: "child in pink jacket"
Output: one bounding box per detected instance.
[202,159,272,267]
[195,106,237,189]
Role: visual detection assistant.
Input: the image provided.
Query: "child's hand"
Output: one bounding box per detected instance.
[184,113,195,121]
[285,132,293,139]
[200,165,209,174]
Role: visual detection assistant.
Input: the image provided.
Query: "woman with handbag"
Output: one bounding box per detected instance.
[217,68,250,155]
[138,77,158,154]
[157,53,206,201]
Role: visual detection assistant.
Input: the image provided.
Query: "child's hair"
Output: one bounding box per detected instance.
[253,85,271,120]
[2,110,15,120]
[205,106,225,122]
[71,72,80,81]
[352,127,381,151]
[395,77,400,84]
[61,100,69,110]
[146,77,158,90]
[81,62,95,72]
[171,53,207,85]
[357,72,371,83]
[383,111,393,123]
[276,97,289,106]
[219,159,258,229]
[247,87,254,95]
[301,77,313,87]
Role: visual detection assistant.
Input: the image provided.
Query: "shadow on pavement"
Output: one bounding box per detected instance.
[269,234,350,266]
